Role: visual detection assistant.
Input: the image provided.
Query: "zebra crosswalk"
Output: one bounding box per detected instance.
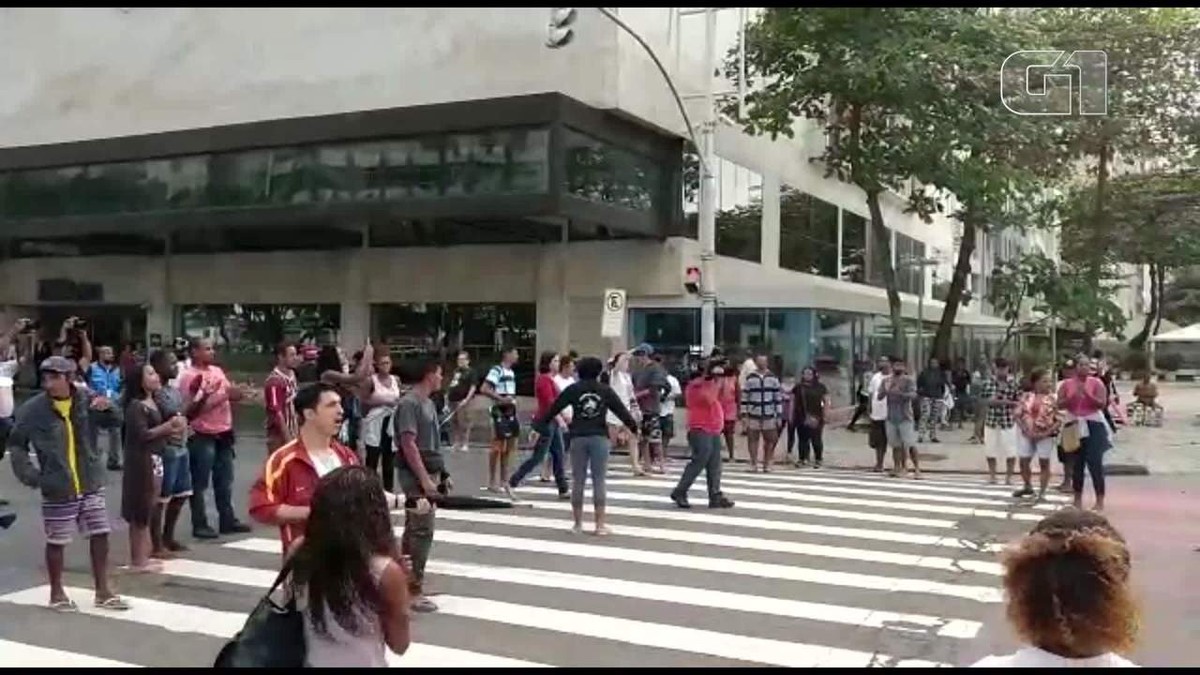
[0,462,1065,668]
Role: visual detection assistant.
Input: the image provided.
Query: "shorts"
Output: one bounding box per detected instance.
[490,436,518,456]
[640,414,663,443]
[1016,432,1054,461]
[659,414,675,440]
[159,449,194,501]
[984,426,1018,460]
[868,420,888,451]
[42,490,111,546]
[744,417,781,434]
[885,420,917,449]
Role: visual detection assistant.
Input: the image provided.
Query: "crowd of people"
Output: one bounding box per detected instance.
[0,314,1161,666]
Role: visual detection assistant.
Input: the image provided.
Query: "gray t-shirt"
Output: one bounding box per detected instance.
[153,385,188,457]
[632,363,669,416]
[392,391,444,494]
[884,374,917,424]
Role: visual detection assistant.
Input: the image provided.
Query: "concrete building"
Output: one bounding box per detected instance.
[0,7,1011,401]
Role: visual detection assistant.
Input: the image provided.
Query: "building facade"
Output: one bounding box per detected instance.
[0,7,1015,402]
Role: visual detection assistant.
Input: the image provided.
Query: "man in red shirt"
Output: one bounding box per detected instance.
[263,342,301,453]
[669,359,735,510]
[248,382,361,554]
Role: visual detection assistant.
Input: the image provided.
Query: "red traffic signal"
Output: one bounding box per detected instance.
[685,266,701,294]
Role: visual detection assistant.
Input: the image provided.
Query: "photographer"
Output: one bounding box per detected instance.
[55,317,93,374]
[669,358,735,510]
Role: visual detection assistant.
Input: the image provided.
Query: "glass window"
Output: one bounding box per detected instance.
[895,232,927,295]
[380,137,444,200]
[206,151,271,208]
[148,156,208,210]
[778,186,838,277]
[717,308,766,356]
[371,302,537,395]
[446,129,549,197]
[714,157,762,263]
[563,127,661,212]
[680,142,700,239]
[179,303,341,373]
[842,210,868,283]
[11,233,165,258]
[3,167,77,218]
[312,143,383,203]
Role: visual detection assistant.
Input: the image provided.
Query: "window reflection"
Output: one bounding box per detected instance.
[171,224,363,254]
[895,232,927,295]
[372,302,537,395]
[714,156,762,263]
[842,211,868,283]
[180,303,341,373]
[778,185,837,277]
[0,128,553,221]
[563,127,660,211]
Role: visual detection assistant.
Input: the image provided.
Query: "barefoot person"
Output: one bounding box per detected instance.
[6,356,130,612]
[122,362,187,571]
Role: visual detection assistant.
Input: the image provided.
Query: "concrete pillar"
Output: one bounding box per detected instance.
[144,254,173,346]
[760,174,781,269]
[339,228,371,349]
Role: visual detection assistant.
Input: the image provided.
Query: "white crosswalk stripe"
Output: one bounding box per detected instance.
[0,463,1058,668]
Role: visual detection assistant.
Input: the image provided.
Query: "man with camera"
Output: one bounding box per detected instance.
[669,358,735,510]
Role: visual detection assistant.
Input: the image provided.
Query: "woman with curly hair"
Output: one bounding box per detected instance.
[973,509,1139,667]
[288,465,411,667]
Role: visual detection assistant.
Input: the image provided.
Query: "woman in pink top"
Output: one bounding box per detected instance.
[1056,356,1110,511]
[669,360,735,510]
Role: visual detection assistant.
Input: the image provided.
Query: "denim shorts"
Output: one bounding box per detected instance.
[159,448,193,501]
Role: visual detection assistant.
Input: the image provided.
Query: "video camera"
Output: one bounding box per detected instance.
[15,317,40,334]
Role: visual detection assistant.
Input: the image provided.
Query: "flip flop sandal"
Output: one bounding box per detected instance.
[95,596,131,611]
[593,526,612,537]
[49,599,79,613]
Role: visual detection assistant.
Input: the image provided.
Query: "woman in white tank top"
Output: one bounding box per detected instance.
[361,352,401,492]
[287,466,411,668]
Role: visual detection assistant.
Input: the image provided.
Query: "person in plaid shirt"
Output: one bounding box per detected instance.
[979,357,1020,484]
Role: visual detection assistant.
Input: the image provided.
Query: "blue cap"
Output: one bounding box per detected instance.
[632,343,654,356]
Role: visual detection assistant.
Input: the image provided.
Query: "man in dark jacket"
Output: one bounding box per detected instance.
[7,356,128,611]
[915,357,947,443]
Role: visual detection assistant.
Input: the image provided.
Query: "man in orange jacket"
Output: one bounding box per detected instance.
[248,382,362,554]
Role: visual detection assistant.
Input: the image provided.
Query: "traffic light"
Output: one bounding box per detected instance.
[685,266,702,294]
[546,8,577,49]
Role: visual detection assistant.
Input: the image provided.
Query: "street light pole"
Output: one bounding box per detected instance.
[698,7,718,356]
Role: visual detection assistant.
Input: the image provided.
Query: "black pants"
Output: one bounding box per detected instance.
[785,420,797,456]
[847,395,869,429]
[365,421,395,493]
[1071,421,1108,497]
[796,423,824,464]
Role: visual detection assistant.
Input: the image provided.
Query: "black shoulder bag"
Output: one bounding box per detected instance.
[214,560,306,668]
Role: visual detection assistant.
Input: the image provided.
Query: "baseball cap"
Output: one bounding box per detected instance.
[632,343,654,356]
[39,355,77,375]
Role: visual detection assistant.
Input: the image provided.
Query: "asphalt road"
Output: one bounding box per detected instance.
[0,431,1188,667]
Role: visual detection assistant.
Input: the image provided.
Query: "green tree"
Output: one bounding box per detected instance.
[1095,171,1200,348]
[1040,8,1200,323]
[1163,267,1200,326]
[903,9,1076,362]
[730,8,977,352]
[987,251,1058,354]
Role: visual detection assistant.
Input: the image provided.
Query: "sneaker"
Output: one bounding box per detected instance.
[192,526,219,540]
[709,496,735,509]
[411,596,439,613]
[1012,486,1035,499]
[219,521,252,535]
[930,437,940,444]
[557,491,570,501]
[670,492,691,509]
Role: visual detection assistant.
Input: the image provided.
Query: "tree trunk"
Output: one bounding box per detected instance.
[1153,265,1166,336]
[931,219,977,362]
[1129,262,1159,350]
[866,190,904,356]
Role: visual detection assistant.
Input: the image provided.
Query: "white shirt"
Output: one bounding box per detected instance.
[868,371,888,421]
[309,449,344,478]
[661,374,682,417]
[486,364,517,397]
[973,646,1137,668]
[606,370,636,426]
[0,358,17,418]
[552,374,577,423]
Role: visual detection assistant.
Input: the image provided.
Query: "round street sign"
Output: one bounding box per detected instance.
[605,291,625,313]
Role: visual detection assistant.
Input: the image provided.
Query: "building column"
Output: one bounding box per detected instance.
[760,174,781,269]
[341,233,370,348]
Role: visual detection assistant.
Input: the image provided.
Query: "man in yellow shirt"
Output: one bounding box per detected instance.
[7,356,129,612]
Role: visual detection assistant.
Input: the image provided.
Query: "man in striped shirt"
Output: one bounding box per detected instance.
[741,355,784,472]
[263,342,302,453]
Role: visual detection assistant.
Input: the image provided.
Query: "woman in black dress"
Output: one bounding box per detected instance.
[122,362,186,572]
